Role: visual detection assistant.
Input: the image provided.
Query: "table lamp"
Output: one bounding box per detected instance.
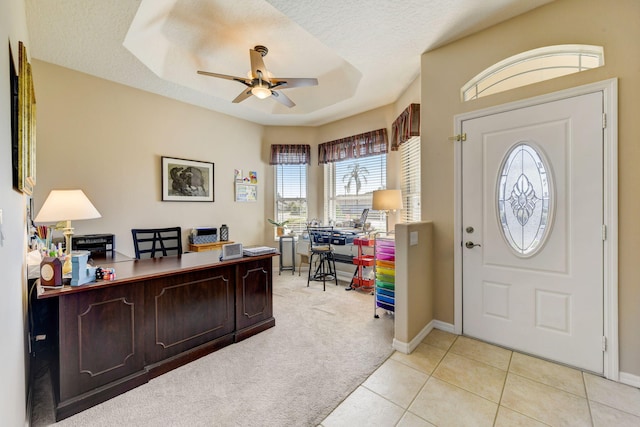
[34,189,101,274]
[372,189,403,233]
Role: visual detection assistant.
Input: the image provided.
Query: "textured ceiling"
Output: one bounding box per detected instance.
[25,0,552,126]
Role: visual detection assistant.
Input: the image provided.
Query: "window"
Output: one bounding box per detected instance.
[324,154,387,231]
[462,45,604,101]
[497,143,553,257]
[400,136,421,222]
[271,144,310,236]
[275,164,308,234]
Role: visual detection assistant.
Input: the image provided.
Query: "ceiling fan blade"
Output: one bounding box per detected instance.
[249,49,270,83]
[271,90,295,108]
[232,89,253,104]
[270,78,318,90]
[197,70,251,86]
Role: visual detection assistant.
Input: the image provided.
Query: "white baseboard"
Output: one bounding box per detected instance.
[392,320,458,354]
[619,371,640,388]
[393,320,435,354]
[432,320,455,334]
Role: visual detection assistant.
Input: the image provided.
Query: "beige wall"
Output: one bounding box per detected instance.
[395,221,433,346]
[32,61,267,257]
[1,0,32,423]
[421,0,640,377]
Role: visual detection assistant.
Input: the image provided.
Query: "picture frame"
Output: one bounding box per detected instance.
[161,156,214,202]
[11,41,36,195]
[235,183,257,202]
[18,41,36,195]
[9,44,19,191]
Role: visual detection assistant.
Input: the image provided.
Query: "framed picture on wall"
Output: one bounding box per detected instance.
[10,41,37,194]
[9,44,19,191]
[235,183,257,202]
[161,156,214,202]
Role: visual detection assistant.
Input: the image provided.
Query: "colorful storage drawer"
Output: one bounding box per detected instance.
[376,279,395,289]
[376,266,395,277]
[376,301,394,311]
[376,293,395,305]
[376,287,395,298]
[374,234,396,317]
[376,260,395,269]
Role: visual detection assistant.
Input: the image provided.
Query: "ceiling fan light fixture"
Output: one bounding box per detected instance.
[251,85,272,99]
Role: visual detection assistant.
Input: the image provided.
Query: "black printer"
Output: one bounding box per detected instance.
[71,234,115,258]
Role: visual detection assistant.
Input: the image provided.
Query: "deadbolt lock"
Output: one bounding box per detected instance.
[466,226,474,233]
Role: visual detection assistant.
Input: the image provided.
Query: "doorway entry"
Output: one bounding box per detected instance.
[453,80,618,378]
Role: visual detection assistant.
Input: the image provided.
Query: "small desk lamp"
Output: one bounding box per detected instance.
[372,189,403,233]
[34,189,101,274]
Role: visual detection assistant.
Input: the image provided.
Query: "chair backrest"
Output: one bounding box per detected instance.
[355,208,369,229]
[307,226,334,251]
[131,227,182,259]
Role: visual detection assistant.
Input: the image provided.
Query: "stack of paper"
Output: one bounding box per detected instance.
[243,246,277,256]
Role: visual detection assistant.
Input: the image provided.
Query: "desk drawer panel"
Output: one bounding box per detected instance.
[58,284,145,402]
[145,267,235,363]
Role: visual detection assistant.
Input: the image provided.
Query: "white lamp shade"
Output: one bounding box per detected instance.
[34,189,101,223]
[372,189,403,211]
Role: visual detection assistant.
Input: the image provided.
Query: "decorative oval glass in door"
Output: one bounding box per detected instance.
[497,142,553,256]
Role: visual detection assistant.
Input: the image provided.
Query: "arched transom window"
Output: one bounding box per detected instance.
[462,45,604,101]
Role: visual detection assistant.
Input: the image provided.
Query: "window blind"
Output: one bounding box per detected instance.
[275,164,308,234]
[324,154,387,231]
[400,137,421,223]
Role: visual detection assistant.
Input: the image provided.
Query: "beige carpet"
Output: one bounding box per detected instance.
[31,272,395,426]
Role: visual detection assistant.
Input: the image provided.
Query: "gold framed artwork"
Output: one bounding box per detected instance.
[13,41,36,195]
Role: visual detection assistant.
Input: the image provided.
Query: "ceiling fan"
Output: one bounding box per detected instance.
[197,45,318,108]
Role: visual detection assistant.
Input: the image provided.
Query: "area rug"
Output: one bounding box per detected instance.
[31,272,395,426]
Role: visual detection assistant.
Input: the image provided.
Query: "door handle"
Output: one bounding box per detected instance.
[465,241,481,249]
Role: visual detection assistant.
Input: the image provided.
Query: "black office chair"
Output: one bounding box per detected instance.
[307,226,338,291]
[131,227,182,259]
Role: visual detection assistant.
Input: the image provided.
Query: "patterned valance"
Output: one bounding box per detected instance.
[318,128,388,165]
[269,144,311,165]
[391,103,420,151]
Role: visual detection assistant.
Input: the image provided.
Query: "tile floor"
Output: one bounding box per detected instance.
[320,329,640,427]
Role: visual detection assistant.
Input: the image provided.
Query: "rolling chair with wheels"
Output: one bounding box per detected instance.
[131,227,182,259]
[307,226,338,291]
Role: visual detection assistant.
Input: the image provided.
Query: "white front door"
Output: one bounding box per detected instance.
[461,92,604,373]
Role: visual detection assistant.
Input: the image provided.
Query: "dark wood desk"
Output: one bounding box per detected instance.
[38,251,276,421]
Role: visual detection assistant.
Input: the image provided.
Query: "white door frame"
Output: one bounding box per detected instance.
[453,79,619,380]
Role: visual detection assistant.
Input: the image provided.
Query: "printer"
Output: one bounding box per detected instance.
[71,234,115,258]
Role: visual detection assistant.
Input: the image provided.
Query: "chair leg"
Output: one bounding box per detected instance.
[308,252,333,292]
[307,253,314,287]
[321,255,326,291]
[331,256,338,287]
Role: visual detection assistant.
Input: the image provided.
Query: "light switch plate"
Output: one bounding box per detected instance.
[410,231,418,246]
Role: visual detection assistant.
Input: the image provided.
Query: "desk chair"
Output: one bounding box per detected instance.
[296,240,311,276]
[131,227,182,259]
[307,226,338,291]
[355,208,369,229]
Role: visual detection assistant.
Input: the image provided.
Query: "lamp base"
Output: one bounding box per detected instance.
[62,221,74,276]
[62,255,72,276]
